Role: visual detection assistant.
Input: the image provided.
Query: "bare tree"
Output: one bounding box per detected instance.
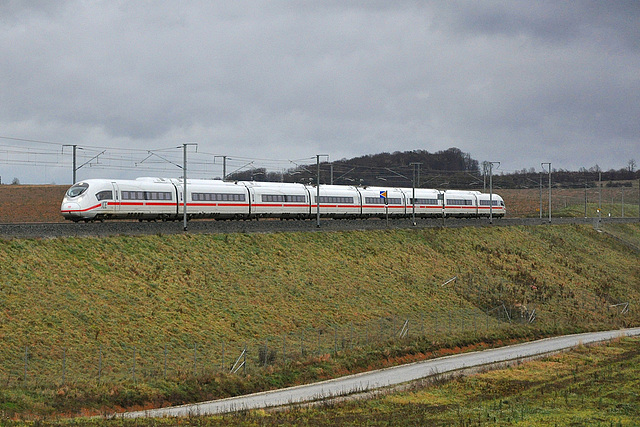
[628,159,636,173]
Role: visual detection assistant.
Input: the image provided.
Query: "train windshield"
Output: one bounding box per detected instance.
[66,183,89,197]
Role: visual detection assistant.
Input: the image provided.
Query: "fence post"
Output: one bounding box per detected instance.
[163,344,167,380]
[283,334,286,366]
[393,317,397,339]
[263,338,268,367]
[23,346,28,383]
[132,346,136,385]
[366,321,370,344]
[221,341,225,371]
[98,345,103,384]
[193,343,198,377]
[62,347,66,385]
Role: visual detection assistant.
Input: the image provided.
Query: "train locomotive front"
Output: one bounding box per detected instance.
[61,179,117,222]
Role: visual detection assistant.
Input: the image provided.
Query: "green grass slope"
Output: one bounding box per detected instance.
[0,224,638,418]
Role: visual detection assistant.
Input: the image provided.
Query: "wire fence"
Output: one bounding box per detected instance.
[0,303,631,390]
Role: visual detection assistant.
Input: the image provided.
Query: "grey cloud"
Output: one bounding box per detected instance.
[0,1,638,184]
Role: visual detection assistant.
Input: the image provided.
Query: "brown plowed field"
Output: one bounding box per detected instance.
[0,185,68,223]
[0,184,636,223]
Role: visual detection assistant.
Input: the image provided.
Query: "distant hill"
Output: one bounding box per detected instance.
[227,148,639,190]
[227,147,480,188]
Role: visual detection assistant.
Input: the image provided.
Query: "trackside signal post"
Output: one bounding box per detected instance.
[380,190,389,226]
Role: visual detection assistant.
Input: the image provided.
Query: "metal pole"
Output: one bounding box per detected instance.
[183,144,188,231]
[63,144,78,183]
[410,162,421,226]
[584,180,587,218]
[215,155,227,180]
[316,154,328,228]
[488,162,500,224]
[223,156,226,181]
[548,163,552,223]
[541,163,551,223]
[539,174,543,219]
[412,167,416,226]
[316,155,320,228]
[599,172,602,223]
[489,164,493,223]
[72,145,77,184]
[182,143,198,231]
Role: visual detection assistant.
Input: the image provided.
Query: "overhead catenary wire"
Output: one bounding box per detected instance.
[0,134,492,186]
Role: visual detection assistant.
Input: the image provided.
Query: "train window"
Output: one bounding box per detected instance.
[121,191,145,200]
[95,190,113,201]
[480,200,499,206]
[317,196,354,204]
[285,195,306,203]
[192,192,245,202]
[410,198,439,205]
[262,194,306,203]
[365,197,401,205]
[67,183,89,197]
[447,199,473,206]
[262,194,285,202]
[145,191,172,201]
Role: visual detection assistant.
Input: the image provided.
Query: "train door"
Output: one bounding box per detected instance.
[111,182,120,212]
[303,186,312,217]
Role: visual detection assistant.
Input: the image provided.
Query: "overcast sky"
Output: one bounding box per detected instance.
[1,1,638,184]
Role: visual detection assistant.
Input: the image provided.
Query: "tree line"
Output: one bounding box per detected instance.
[226,149,638,190]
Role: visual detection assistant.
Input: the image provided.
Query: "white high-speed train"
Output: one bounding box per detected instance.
[61,177,506,222]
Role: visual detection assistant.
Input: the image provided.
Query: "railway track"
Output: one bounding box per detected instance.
[0,216,637,239]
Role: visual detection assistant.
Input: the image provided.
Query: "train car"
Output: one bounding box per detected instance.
[401,188,443,218]
[443,190,479,218]
[187,179,250,219]
[61,178,179,221]
[476,192,506,218]
[245,182,310,218]
[310,184,361,218]
[358,186,407,217]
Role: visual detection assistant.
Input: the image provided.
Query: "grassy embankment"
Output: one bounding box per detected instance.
[0,223,638,419]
